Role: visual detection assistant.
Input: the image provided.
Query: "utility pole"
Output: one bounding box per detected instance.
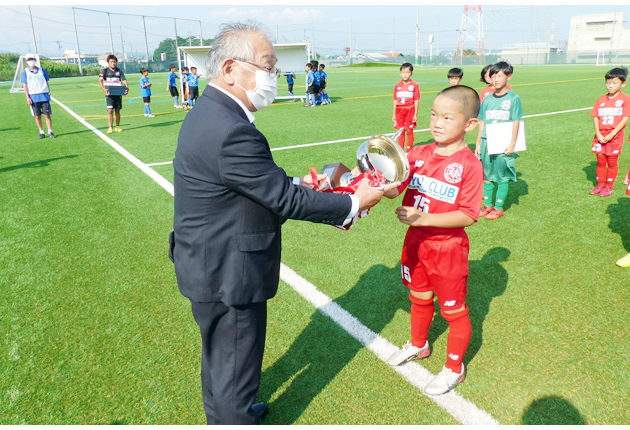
[609,7,617,63]
[415,6,419,65]
[349,20,353,65]
[107,13,114,54]
[199,21,203,46]
[120,26,126,70]
[28,6,38,56]
[392,17,395,57]
[71,7,83,75]
[143,15,150,63]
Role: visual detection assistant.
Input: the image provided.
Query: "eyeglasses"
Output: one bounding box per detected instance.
[234,59,280,78]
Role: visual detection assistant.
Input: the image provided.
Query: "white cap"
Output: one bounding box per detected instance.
[25,53,36,60]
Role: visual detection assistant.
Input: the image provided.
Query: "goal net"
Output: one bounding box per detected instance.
[10,53,41,93]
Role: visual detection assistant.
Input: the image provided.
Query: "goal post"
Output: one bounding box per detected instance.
[10,53,41,94]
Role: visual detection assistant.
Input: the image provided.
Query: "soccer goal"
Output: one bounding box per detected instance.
[10,53,41,93]
[595,49,606,66]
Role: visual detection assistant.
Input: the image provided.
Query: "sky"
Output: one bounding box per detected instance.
[1,3,630,59]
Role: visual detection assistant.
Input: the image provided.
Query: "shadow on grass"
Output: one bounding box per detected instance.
[502,171,528,211]
[521,395,587,425]
[0,127,20,132]
[259,263,406,424]
[425,247,510,367]
[582,161,597,185]
[0,155,78,174]
[260,248,509,423]
[607,197,630,252]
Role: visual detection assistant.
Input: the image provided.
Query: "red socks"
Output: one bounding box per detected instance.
[596,154,619,187]
[443,307,471,374]
[406,129,414,151]
[397,129,415,152]
[410,293,434,348]
[398,131,406,151]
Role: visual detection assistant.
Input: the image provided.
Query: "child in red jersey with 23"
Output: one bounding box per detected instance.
[393,62,420,153]
[589,67,630,197]
[385,85,483,395]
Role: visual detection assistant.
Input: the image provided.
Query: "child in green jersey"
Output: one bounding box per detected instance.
[474,61,523,220]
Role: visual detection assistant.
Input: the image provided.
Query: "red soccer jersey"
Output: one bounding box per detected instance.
[397,142,484,236]
[590,92,630,142]
[480,84,512,102]
[394,79,420,107]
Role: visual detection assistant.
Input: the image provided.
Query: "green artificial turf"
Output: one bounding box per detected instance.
[1,64,629,424]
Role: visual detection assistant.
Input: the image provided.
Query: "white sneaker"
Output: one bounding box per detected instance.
[387,340,430,366]
[423,364,466,395]
[146,114,155,118]
[144,113,148,117]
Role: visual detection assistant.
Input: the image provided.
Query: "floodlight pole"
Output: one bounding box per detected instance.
[437,14,440,56]
[349,20,352,65]
[392,17,395,58]
[143,16,150,63]
[312,23,315,59]
[107,13,114,55]
[72,8,83,76]
[28,6,39,56]
[175,19,183,97]
[415,6,419,65]
[120,26,126,70]
[199,21,203,46]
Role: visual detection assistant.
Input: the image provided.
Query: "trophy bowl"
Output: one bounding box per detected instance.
[356,133,410,183]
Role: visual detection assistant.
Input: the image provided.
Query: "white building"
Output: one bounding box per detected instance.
[567,12,630,63]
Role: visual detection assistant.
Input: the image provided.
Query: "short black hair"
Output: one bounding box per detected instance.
[320,64,325,69]
[310,60,319,68]
[489,61,514,77]
[106,54,117,63]
[400,62,413,72]
[139,67,148,74]
[183,66,189,70]
[480,65,492,83]
[605,67,628,82]
[448,68,463,79]
[169,64,175,70]
[436,85,480,120]
[191,66,196,70]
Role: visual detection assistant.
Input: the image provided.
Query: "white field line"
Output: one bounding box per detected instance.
[144,106,593,166]
[51,96,174,196]
[55,96,498,424]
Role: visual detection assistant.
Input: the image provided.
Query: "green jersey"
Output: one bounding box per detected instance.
[479,90,524,140]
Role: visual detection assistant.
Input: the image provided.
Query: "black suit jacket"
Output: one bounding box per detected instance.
[173,85,352,306]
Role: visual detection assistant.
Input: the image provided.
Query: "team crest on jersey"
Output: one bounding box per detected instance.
[615,100,624,108]
[414,160,425,168]
[408,173,459,204]
[444,163,464,184]
[115,72,120,76]
[408,84,414,91]
[397,86,402,91]
[501,100,512,110]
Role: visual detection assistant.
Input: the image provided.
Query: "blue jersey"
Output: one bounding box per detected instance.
[168,71,178,87]
[187,73,199,87]
[307,70,315,85]
[140,76,151,97]
[314,71,321,86]
[21,67,51,102]
[319,71,327,85]
[181,72,188,84]
[286,73,294,85]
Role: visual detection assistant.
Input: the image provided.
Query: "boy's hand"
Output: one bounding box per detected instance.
[624,174,629,185]
[604,132,615,142]
[596,132,607,144]
[392,115,396,123]
[396,206,423,226]
[474,145,480,158]
[504,143,515,156]
[413,115,417,124]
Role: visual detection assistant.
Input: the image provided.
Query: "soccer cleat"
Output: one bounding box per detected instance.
[590,185,604,195]
[115,126,122,132]
[146,114,155,118]
[485,208,504,219]
[49,132,56,138]
[38,133,45,139]
[107,127,113,134]
[479,206,493,217]
[387,340,430,366]
[423,364,466,395]
[616,252,630,267]
[599,186,614,197]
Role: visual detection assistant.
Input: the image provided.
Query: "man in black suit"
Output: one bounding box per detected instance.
[172,21,397,425]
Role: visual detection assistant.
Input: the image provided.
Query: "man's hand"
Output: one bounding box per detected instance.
[124,87,129,96]
[354,179,400,212]
[300,173,330,190]
[396,206,423,226]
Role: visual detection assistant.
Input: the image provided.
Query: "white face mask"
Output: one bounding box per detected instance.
[27,60,36,67]
[234,61,278,111]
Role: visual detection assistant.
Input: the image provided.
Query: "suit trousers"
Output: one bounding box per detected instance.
[189,298,267,425]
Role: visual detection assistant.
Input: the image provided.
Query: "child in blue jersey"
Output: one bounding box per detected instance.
[181,67,191,110]
[285,71,296,102]
[167,64,181,108]
[305,63,316,107]
[21,53,56,138]
[319,64,331,104]
[188,66,200,107]
[139,68,154,117]
[311,60,322,105]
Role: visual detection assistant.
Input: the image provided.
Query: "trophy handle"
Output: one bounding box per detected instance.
[391,128,404,142]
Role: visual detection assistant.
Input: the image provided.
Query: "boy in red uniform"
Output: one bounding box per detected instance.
[589,67,630,197]
[393,62,420,153]
[479,64,512,103]
[385,85,483,395]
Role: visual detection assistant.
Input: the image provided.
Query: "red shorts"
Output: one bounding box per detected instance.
[401,229,469,311]
[592,133,623,156]
[394,105,416,130]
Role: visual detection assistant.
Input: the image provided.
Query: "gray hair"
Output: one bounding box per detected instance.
[205,21,271,81]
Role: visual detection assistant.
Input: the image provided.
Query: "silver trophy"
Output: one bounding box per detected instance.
[322,129,410,189]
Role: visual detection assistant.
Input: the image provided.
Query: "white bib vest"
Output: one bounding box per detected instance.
[25,68,49,95]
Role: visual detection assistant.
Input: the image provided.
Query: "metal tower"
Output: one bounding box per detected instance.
[454,5,485,65]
